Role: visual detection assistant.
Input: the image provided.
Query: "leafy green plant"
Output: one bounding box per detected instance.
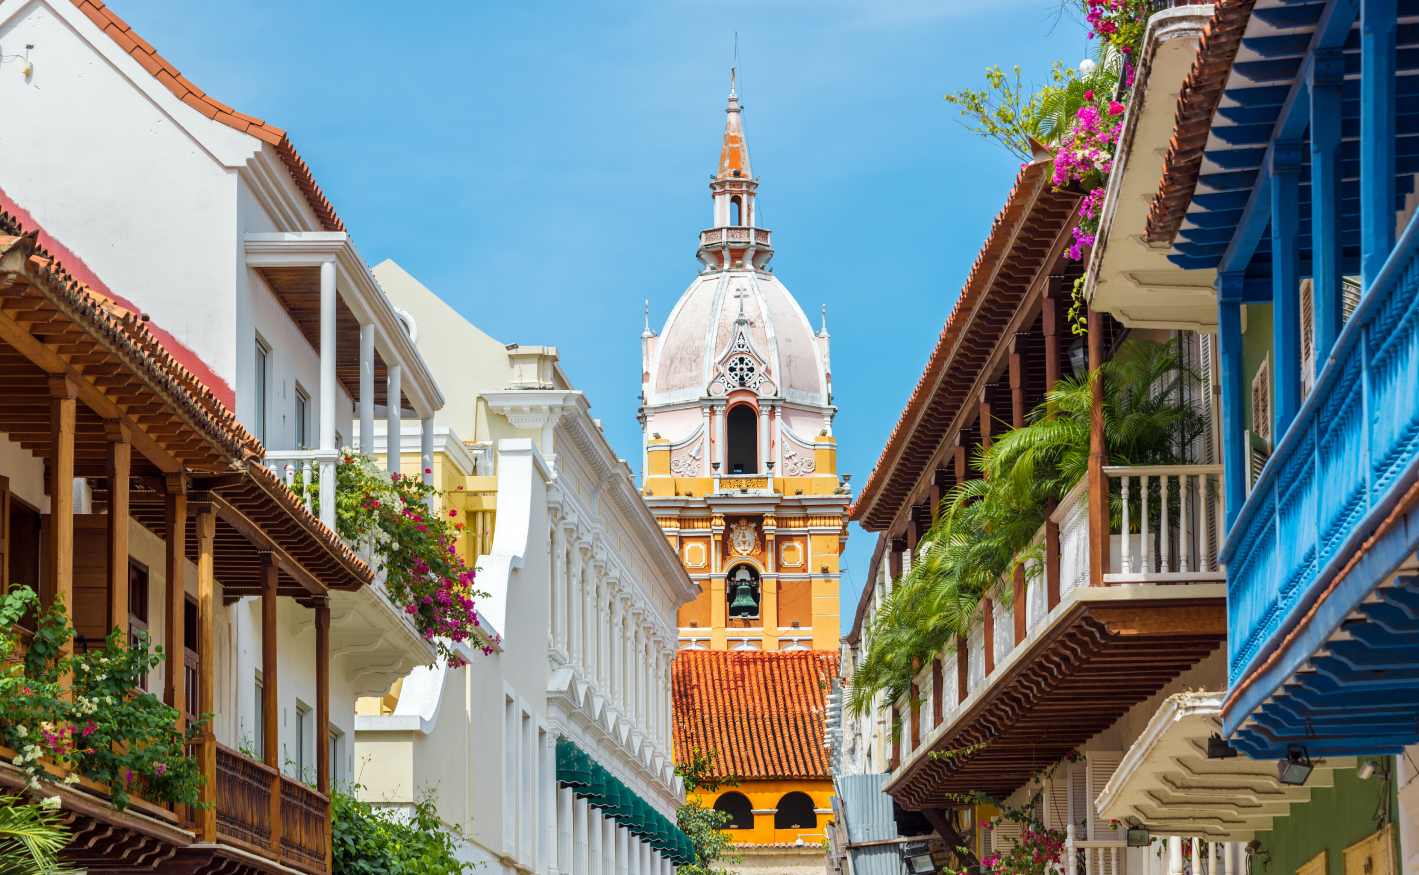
[332,450,494,667]
[0,586,206,811]
[0,795,76,875]
[674,749,741,875]
[849,340,1206,715]
[331,784,474,875]
[943,63,1075,161]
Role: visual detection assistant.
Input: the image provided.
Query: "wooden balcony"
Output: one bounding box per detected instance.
[213,744,330,874]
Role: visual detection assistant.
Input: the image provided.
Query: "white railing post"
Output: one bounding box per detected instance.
[1191,838,1200,875]
[359,322,375,454]
[1168,837,1183,875]
[387,364,403,475]
[1162,475,1173,572]
[1067,824,1078,875]
[1181,474,1192,572]
[1142,474,1152,573]
[1121,474,1132,573]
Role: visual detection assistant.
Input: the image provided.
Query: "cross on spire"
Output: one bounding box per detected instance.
[734,286,751,319]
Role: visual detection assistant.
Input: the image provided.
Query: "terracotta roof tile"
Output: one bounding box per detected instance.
[71,0,345,234]
[673,650,839,781]
[1144,0,1256,243]
[0,213,371,584]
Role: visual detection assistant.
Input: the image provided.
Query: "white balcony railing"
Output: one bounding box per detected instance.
[1064,829,1127,875]
[265,450,339,529]
[1105,464,1225,583]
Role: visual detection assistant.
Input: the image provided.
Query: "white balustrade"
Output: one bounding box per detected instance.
[1105,465,1225,583]
[265,449,339,526]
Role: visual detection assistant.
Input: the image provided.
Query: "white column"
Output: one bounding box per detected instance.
[701,407,711,477]
[588,808,603,875]
[318,260,338,529]
[421,416,435,485]
[609,599,621,706]
[386,363,403,474]
[1168,836,1183,875]
[571,548,583,668]
[603,815,616,875]
[359,322,375,454]
[758,404,770,474]
[617,826,630,875]
[716,404,726,466]
[643,842,653,875]
[574,797,589,875]
[774,404,783,471]
[558,787,575,875]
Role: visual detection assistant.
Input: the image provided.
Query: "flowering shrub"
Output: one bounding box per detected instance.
[1084,0,1152,86]
[333,451,494,667]
[0,586,206,811]
[979,824,1067,875]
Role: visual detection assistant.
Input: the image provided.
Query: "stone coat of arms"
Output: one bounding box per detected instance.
[729,519,760,556]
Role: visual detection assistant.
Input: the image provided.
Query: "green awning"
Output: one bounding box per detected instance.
[555,739,694,863]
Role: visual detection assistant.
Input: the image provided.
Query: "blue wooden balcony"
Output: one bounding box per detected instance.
[1185,0,1419,756]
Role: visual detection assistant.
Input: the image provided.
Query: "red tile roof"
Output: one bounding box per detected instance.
[673,650,839,781]
[1144,0,1256,243]
[849,157,1079,531]
[73,0,346,233]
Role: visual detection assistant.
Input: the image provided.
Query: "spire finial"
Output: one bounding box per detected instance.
[730,66,737,99]
[642,300,655,338]
[820,303,828,336]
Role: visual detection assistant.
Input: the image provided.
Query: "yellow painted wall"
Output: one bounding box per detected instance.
[699,780,834,845]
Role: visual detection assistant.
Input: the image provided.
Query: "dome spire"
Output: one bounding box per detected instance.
[718,68,751,181]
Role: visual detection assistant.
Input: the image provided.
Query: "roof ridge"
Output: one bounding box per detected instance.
[72,0,346,233]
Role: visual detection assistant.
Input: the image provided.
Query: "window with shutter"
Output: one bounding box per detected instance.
[1085,752,1124,840]
[991,817,1024,853]
[1252,354,1271,445]
[1342,276,1363,322]
[1300,279,1316,397]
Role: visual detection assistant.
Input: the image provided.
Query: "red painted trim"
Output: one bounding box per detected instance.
[0,187,235,409]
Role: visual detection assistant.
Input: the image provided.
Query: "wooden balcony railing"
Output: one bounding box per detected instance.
[215,743,329,874]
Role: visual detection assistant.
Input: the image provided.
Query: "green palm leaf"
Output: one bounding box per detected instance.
[0,797,76,875]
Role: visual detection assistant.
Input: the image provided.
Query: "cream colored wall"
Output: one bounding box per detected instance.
[372,260,511,442]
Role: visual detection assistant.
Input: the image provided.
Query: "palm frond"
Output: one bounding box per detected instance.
[0,797,76,875]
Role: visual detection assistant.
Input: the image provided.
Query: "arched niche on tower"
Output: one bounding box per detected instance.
[726,403,758,474]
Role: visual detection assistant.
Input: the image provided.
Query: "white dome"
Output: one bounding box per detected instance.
[648,268,828,407]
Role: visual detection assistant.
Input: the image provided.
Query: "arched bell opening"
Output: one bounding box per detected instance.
[726,404,757,474]
[726,562,761,619]
[730,195,743,227]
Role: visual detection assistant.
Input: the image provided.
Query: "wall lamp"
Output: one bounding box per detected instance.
[1277,743,1314,786]
[901,841,936,875]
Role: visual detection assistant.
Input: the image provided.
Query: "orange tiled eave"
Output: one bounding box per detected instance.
[72,0,346,234]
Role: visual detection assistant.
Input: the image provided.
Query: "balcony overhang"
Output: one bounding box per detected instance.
[1085,4,1220,330]
[243,232,444,418]
[884,585,1225,808]
[1095,691,1354,840]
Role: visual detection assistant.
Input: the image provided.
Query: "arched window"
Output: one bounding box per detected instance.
[714,791,754,829]
[774,791,817,830]
[726,405,757,474]
[730,195,742,227]
[726,563,761,619]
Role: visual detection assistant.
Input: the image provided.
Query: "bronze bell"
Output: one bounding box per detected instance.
[728,582,758,617]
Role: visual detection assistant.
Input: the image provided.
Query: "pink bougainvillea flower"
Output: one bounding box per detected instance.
[1084,89,1094,101]
[1108,101,1125,116]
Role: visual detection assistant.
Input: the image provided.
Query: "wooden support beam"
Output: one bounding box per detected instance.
[1009,334,1027,429]
[956,634,968,705]
[316,601,331,796]
[1043,278,1062,414]
[195,509,216,842]
[931,658,943,729]
[261,553,280,769]
[978,387,996,451]
[163,472,187,732]
[106,421,130,637]
[45,376,77,622]
[1087,308,1109,586]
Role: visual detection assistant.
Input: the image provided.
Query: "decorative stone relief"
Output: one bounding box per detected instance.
[782,446,816,476]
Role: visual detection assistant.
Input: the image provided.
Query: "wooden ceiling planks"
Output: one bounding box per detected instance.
[888,598,1226,807]
[254,266,406,411]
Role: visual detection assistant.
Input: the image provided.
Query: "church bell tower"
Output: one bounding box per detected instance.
[637,72,850,654]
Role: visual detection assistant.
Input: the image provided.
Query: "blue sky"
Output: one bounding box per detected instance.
[116,1,1088,634]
